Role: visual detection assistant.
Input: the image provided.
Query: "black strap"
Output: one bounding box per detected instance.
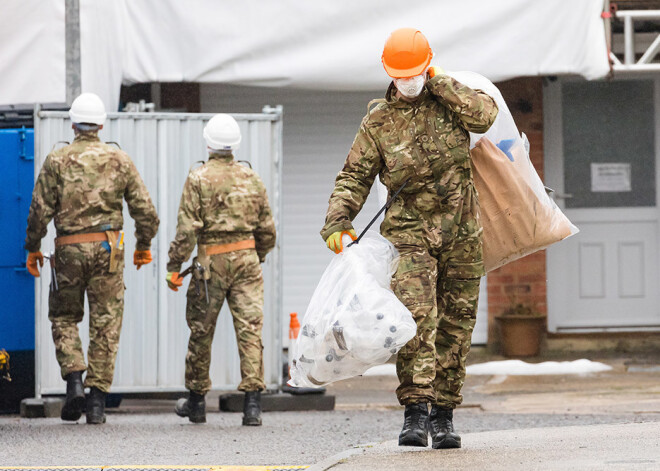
[348,178,410,247]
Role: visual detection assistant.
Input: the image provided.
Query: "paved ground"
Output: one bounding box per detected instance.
[1,352,659,468]
[312,422,660,471]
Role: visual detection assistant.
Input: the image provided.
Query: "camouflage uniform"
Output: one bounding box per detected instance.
[25,130,159,392]
[167,152,276,395]
[321,75,498,408]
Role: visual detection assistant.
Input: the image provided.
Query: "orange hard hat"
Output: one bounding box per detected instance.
[381,28,433,78]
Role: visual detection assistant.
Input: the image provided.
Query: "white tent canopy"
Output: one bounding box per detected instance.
[1,0,65,105]
[2,0,609,109]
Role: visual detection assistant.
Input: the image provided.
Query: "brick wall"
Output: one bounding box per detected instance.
[485,77,547,348]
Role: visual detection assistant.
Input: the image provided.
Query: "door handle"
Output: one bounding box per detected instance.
[544,187,573,200]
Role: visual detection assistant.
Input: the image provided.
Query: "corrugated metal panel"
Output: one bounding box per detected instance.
[200,85,488,344]
[34,109,283,395]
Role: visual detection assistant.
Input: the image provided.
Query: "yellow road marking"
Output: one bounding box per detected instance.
[0,467,309,471]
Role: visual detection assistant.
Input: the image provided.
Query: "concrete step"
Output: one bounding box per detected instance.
[20,397,63,418]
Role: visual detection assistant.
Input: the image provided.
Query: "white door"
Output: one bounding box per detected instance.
[545,77,660,332]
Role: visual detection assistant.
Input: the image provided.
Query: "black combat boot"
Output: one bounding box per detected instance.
[60,371,85,421]
[174,391,206,423]
[86,387,107,424]
[429,405,461,449]
[398,402,429,447]
[242,391,262,426]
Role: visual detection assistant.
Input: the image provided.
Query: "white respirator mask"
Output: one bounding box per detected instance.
[393,74,426,99]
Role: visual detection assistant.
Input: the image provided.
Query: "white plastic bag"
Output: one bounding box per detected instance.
[288,231,417,388]
[445,70,519,152]
[446,71,578,271]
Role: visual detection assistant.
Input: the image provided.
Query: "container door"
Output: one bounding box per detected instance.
[0,128,35,351]
[0,128,35,412]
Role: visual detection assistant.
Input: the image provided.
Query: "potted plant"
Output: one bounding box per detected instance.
[495,302,547,357]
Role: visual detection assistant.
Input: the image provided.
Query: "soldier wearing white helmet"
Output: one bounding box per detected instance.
[24,92,159,424]
[167,114,276,426]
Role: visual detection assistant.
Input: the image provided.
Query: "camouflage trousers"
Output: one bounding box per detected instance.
[49,243,125,393]
[185,249,265,395]
[393,239,483,408]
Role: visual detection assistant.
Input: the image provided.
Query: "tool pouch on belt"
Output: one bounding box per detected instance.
[194,246,212,281]
[105,230,124,273]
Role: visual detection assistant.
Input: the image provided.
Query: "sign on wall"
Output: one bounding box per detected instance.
[591,163,632,193]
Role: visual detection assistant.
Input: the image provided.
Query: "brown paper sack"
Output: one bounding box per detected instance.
[471,137,575,272]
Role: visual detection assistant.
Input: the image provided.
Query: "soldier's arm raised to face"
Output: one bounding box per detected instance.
[167,174,203,272]
[124,157,160,250]
[253,177,276,262]
[25,156,59,252]
[320,119,383,241]
[427,74,499,134]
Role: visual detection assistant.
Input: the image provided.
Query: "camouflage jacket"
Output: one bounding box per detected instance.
[25,131,159,252]
[167,152,276,272]
[321,74,498,252]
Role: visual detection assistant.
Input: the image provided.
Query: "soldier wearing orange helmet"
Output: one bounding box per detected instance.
[322,28,498,449]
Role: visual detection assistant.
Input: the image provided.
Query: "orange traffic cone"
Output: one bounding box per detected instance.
[289,312,300,341]
[288,313,300,379]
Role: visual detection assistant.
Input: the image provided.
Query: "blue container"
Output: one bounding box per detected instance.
[0,128,35,413]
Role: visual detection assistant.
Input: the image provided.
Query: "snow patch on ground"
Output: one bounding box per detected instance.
[363,359,613,377]
[363,364,397,376]
[466,359,613,375]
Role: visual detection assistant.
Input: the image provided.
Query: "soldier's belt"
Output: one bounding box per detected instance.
[56,230,123,273]
[202,239,256,255]
[55,231,119,246]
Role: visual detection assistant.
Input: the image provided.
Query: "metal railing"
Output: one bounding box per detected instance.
[610,10,660,72]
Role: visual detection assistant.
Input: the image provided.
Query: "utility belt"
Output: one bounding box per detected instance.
[200,239,256,256]
[181,239,256,305]
[55,230,124,273]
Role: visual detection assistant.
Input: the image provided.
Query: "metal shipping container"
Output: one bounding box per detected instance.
[33,107,283,395]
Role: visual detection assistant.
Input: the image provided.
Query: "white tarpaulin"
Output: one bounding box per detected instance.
[1,0,609,110]
[0,0,65,105]
[79,2,127,110]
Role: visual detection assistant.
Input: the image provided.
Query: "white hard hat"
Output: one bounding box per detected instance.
[203,114,241,150]
[69,93,107,125]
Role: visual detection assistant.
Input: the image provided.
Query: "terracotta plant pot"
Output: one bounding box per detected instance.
[495,314,547,357]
